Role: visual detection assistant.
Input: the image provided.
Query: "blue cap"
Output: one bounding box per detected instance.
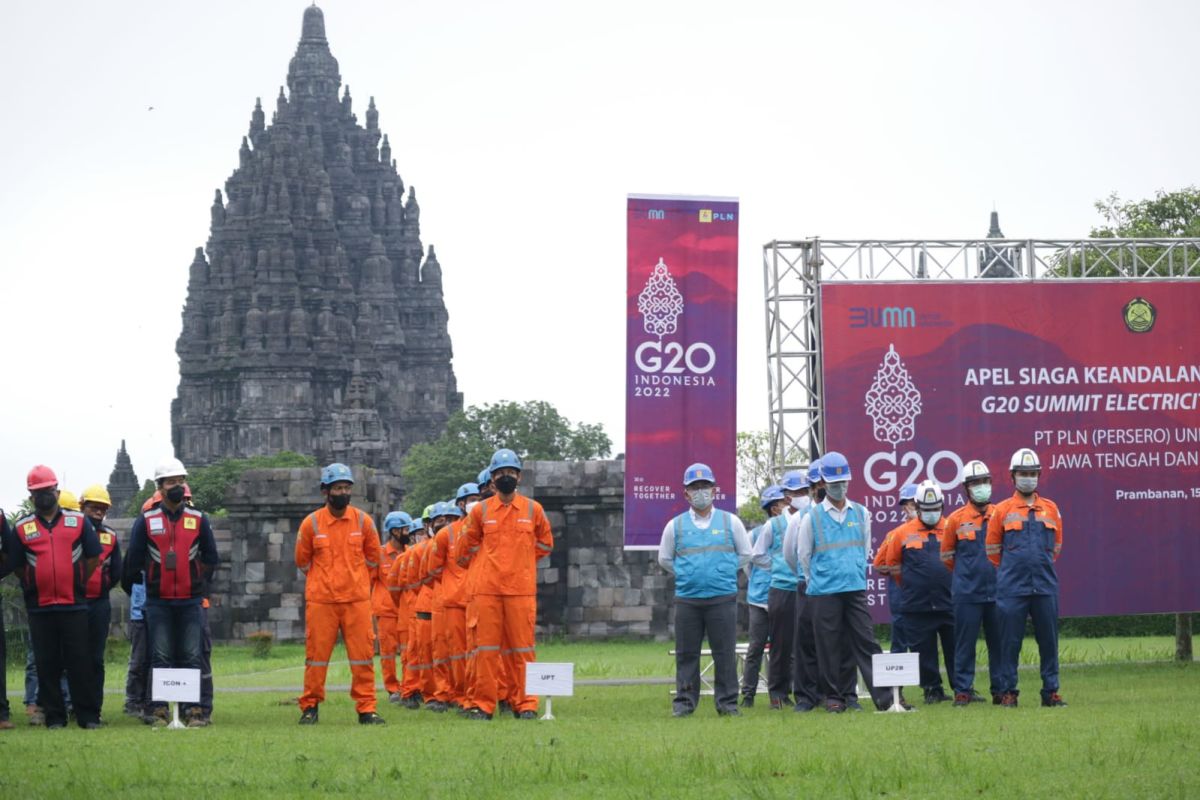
[807,459,823,485]
[456,482,481,501]
[760,485,785,509]
[384,511,412,531]
[819,451,852,482]
[489,449,522,472]
[780,470,809,491]
[898,484,918,502]
[682,463,715,485]
[320,462,354,486]
[477,468,491,486]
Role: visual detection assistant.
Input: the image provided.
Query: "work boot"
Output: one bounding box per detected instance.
[424,700,448,713]
[465,708,493,721]
[299,706,319,725]
[740,693,755,708]
[0,718,13,730]
[143,706,169,726]
[1000,692,1019,708]
[969,690,987,703]
[793,700,814,713]
[923,687,948,704]
[401,693,422,710]
[672,708,694,718]
[358,712,387,725]
[388,692,402,705]
[824,700,846,714]
[845,699,864,712]
[953,692,972,707]
[769,697,785,710]
[717,708,742,717]
[185,708,211,728]
[992,693,1004,706]
[28,708,45,726]
[517,710,538,720]
[1041,692,1067,707]
[123,704,143,718]
[498,700,512,715]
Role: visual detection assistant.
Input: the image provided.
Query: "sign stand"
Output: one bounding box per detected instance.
[167,702,187,729]
[152,667,202,730]
[871,652,919,714]
[525,662,573,721]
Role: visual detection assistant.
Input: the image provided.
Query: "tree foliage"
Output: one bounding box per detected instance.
[127,451,316,516]
[735,430,774,508]
[401,400,612,514]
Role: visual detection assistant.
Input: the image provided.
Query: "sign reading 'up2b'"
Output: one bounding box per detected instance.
[871,652,920,687]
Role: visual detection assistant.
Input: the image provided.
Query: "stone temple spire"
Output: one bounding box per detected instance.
[172,5,461,474]
[106,440,141,516]
[987,210,1004,238]
[979,209,1020,278]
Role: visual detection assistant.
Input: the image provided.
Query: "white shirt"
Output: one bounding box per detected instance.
[793,497,872,584]
[657,508,752,574]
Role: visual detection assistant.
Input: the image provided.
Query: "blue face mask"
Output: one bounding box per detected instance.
[824,482,848,502]
[919,510,941,527]
[688,488,713,511]
[1015,476,1038,495]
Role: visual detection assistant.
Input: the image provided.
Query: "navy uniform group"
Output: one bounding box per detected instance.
[661,446,1066,716]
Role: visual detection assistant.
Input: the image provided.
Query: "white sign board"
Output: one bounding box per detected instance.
[871,652,920,687]
[152,668,201,703]
[525,662,574,696]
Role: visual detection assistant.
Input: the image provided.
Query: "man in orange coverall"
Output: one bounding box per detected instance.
[294,463,385,725]
[404,508,439,708]
[458,450,554,720]
[427,484,481,710]
[391,516,427,709]
[423,502,457,711]
[376,511,412,704]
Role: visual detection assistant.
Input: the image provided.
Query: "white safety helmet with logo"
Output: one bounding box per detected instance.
[961,459,993,505]
[914,479,944,527]
[1009,448,1041,472]
[961,460,990,482]
[153,457,188,481]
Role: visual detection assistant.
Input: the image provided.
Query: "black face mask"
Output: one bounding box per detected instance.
[33,491,57,514]
[494,475,518,495]
[816,488,827,502]
[165,486,186,504]
[328,494,351,510]
[480,487,495,500]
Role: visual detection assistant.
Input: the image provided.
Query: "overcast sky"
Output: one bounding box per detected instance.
[2,0,1198,512]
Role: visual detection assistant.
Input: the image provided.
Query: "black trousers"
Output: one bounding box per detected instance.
[0,612,8,721]
[125,619,151,711]
[766,587,796,701]
[906,610,955,692]
[28,610,100,727]
[86,598,111,715]
[741,605,768,697]
[810,591,887,707]
[792,584,822,706]
[673,597,738,714]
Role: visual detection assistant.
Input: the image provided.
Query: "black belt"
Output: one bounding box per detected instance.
[415,612,432,620]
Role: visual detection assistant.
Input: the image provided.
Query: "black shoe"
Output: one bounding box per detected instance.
[672,707,694,718]
[1041,692,1067,707]
[424,701,448,713]
[740,694,755,708]
[82,721,104,730]
[793,701,815,713]
[845,699,864,712]
[47,723,66,730]
[299,706,319,725]
[992,693,1003,705]
[924,688,948,704]
[824,700,846,714]
[401,694,421,710]
[358,712,387,725]
[969,690,987,703]
[465,709,493,721]
[717,708,742,717]
[517,710,538,720]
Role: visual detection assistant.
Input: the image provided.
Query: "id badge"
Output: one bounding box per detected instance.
[165,551,177,570]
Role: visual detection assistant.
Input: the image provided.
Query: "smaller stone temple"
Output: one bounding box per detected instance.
[106,440,141,515]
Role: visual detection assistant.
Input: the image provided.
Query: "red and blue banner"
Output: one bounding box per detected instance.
[624,195,739,549]
[821,280,1200,618]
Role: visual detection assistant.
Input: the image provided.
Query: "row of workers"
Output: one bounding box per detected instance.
[0,460,218,729]
[296,448,553,724]
[658,446,1064,716]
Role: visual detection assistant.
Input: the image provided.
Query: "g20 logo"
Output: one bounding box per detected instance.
[634,341,716,374]
[864,450,964,492]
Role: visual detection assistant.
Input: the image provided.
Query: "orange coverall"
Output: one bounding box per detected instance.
[388,547,422,700]
[458,495,553,715]
[404,539,436,699]
[295,506,381,713]
[428,517,471,704]
[373,539,405,695]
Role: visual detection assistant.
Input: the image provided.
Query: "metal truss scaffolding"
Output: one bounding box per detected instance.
[762,237,1200,475]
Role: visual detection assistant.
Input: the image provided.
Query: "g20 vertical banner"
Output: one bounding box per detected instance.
[624,195,739,549]
[820,280,1200,618]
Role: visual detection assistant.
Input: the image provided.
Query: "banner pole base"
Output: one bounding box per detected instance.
[541,697,555,721]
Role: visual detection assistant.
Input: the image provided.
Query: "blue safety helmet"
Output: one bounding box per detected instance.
[760,485,785,510]
[407,517,425,533]
[489,449,522,473]
[320,462,354,487]
[384,511,412,531]
[443,503,464,519]
[682,463,715,486]
[807,458,823,485]
[477,468,491,486]
[456,482,481,501]
[780,470,809,491]
[898,484,918,502]
[820,451,852,482]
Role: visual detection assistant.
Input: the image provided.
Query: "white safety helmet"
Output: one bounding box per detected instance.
[914,480,944,510]
[961,460,990,483]
[154,457,188,481]
[1009,448,1041,472]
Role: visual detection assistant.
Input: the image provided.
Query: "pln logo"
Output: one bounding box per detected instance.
[864,344,922,447]
[637,258,684,339]
[698,209,735,223]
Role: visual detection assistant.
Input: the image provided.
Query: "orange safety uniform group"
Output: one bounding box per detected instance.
[372,522,408,697]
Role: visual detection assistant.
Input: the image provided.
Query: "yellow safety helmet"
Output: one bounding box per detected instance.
[80,484,113,508]
[58,489,81,511]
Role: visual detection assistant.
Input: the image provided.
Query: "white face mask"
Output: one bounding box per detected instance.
[824,482,848,502]
[1015,476,1039,495]
[790,495,810,512]
[969,483,992,504]
[919,509,941,527]
[465,500,480,514]
[688,488,714,511]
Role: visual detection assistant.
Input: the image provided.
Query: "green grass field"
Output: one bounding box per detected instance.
[3,638,1197,798]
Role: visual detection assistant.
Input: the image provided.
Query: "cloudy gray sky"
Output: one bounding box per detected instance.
[2,0,1198,511]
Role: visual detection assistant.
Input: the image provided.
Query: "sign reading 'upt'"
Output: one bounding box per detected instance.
[624,194,739,549]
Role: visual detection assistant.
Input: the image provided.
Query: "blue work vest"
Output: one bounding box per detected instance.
[996,505,1059,597]
[673,510,738,600]
[948,506,997,604]
[746,524,771,606]
[894,523,952,613]
[764,514,799,591]
[806,502,868,596]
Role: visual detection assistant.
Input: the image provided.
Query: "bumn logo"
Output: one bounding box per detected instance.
[850,306,916,328]
[864,344,922,447]
[647,209,665,220]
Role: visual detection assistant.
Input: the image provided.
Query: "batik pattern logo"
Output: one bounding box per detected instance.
[637,258,684,340]
[864,344,922,447]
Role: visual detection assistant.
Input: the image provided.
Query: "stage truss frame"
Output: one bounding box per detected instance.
[761,237,1200,475]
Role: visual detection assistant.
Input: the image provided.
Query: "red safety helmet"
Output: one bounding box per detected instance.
[142,490,163,512]
[27,465,58,491]
[183,482,193,500]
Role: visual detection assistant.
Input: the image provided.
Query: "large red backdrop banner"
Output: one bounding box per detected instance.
[820,280,1200,619]
[625,195,738,549]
